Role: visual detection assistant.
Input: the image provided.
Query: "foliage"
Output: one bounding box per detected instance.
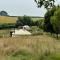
[30,26,43,35]
[38,19,44,29]
[34,19,44,27]
[0,24,15,29]
[0,11,9,16]
[16,15,33,27]
[33,21,40,26]
[50,8,60,38]
[34,0,55,9]
[44,6,56,32]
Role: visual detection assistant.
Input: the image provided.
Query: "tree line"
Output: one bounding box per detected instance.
[15,15,43,28]
[34,0,60,38]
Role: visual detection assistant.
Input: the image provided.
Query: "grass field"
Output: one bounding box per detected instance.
[0,35,60,60]
[0,16,43,24]
[0,16,17,24]
[31,17,44,21]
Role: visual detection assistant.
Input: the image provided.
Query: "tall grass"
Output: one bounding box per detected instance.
[0,35,60,60]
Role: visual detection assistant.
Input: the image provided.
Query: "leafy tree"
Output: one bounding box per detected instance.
[34,19,44,29]
[50,8,60,38]
[44,6,56,33]
[34,0,55,9]
[16,15,33,27]
[34,21,40,26]
[34,0,56,33]
[0,11,9,16]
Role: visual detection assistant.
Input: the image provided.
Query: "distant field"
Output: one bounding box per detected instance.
[0,16,17,24]
[31,17,44,21]
[0,16,44,24]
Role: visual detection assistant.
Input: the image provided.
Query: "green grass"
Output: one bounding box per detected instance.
[6,49,33,60]
[0,49,36,60]
[0,50,60,60]
[43,52,60,60]
[31,17,44,21]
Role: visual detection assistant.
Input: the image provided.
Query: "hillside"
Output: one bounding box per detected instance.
[0,16,17,24]
[0,16,44,24]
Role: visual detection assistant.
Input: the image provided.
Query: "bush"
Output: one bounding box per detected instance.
[30,26,43,35]
[0,24,15,29]
[16,16,33,27]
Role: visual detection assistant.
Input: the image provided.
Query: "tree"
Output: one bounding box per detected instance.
[44,6,56,33]
[34,0,56,33]
[0,11,9,16]
[16,15,33,27]
[50,8,60,38]
[34,0,55,9]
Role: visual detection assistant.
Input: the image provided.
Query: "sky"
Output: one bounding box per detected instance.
[0,0,60,17]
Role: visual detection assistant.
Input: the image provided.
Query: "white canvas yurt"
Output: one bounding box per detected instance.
[23,25,30,30]
[12,29,31,36]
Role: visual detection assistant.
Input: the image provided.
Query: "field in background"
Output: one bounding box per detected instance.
[0,35,60,60]
[0,16,17,24]
[31,17,44,21]
[0,16,43,24]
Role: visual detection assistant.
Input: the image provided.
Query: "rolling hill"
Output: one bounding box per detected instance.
[0,16,17,24]
[0,16,44,24]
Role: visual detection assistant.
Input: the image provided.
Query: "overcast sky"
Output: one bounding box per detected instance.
[0,0,60,17]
